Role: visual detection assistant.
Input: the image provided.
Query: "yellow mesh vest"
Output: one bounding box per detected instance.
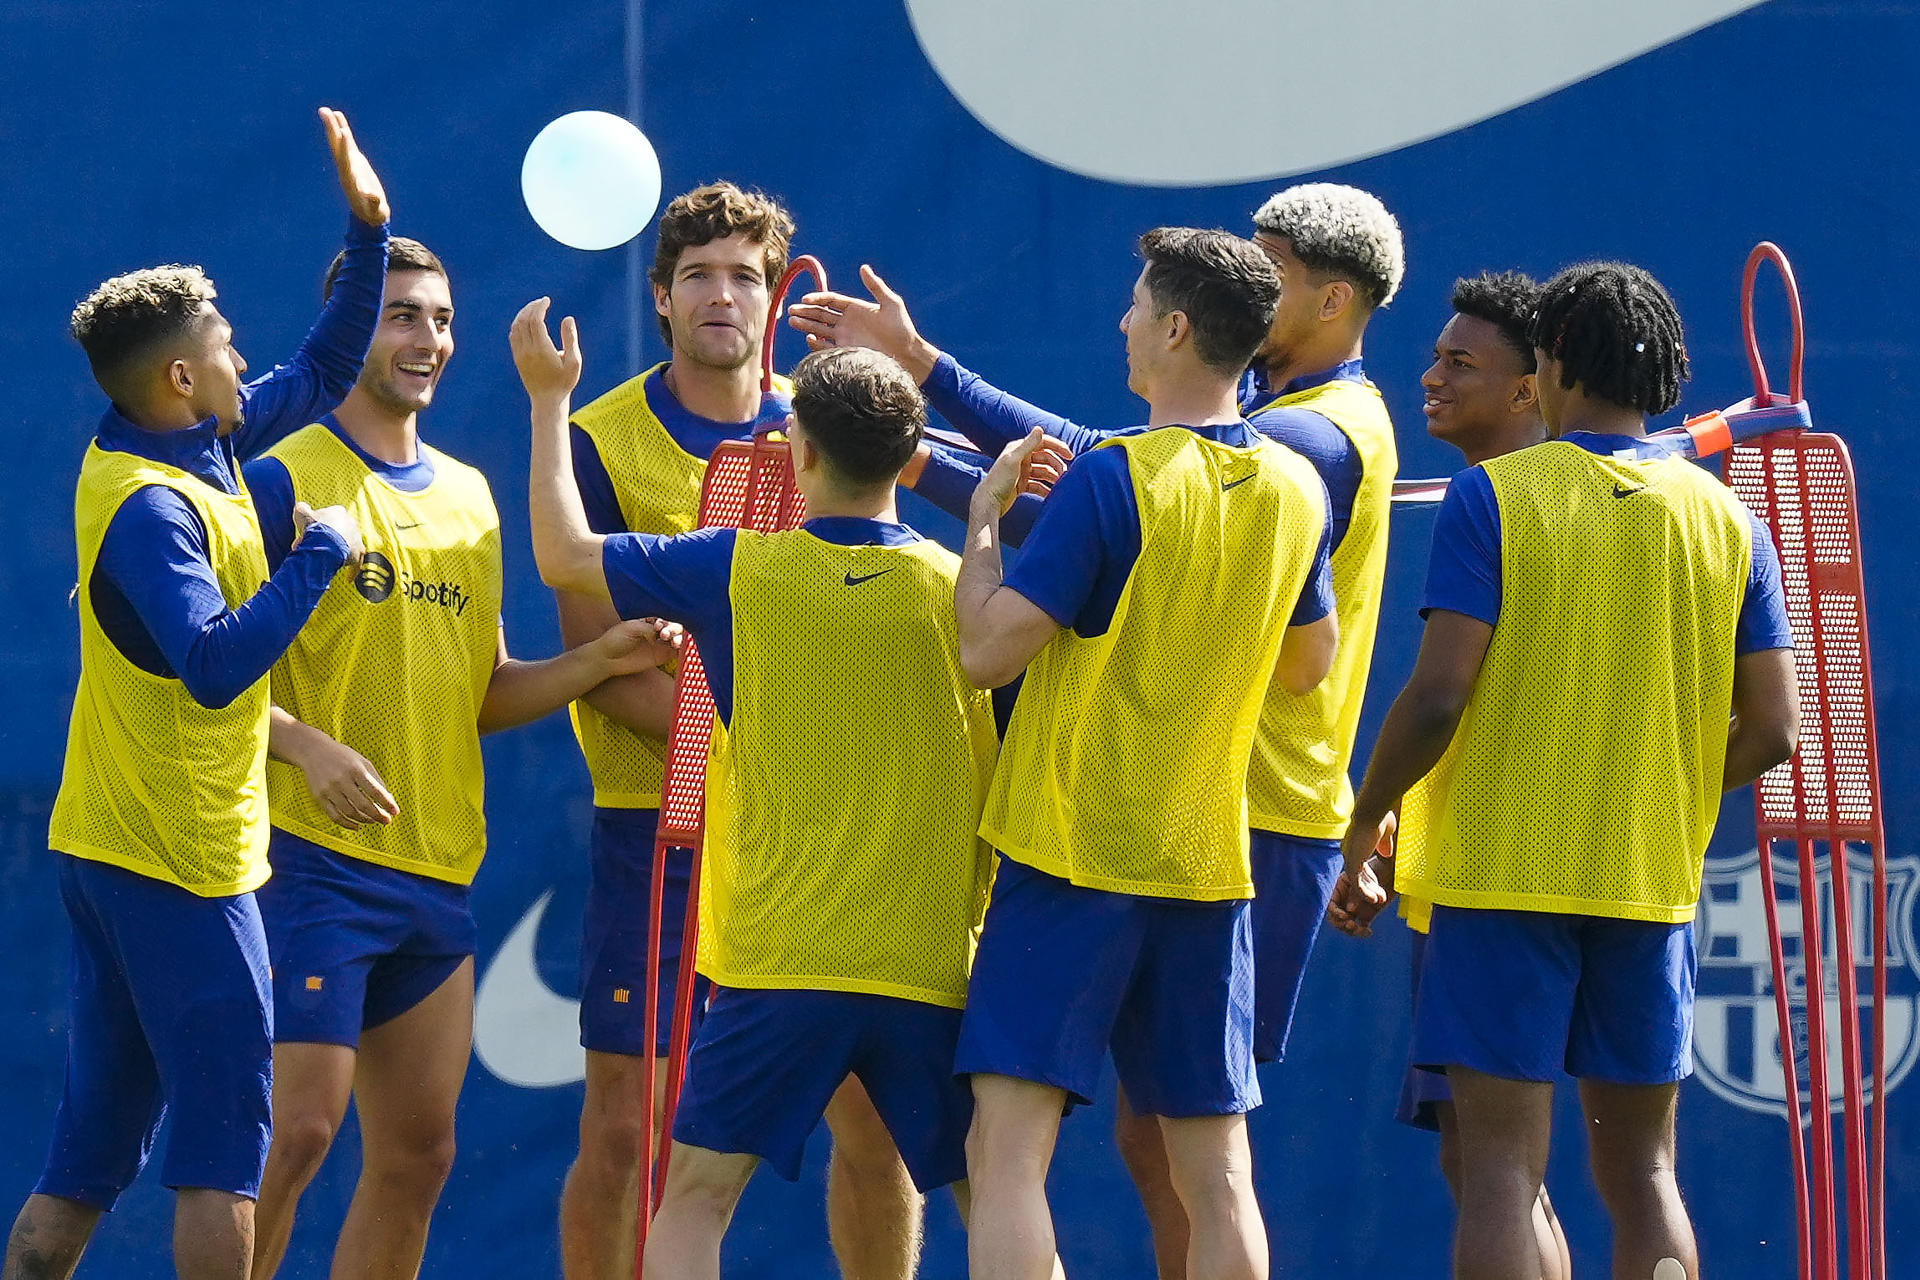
[1246,376,1397,838]
[49,445,274,895]
[261,426,502,884]
[1396,442,1753,923]
[696,529,997,1007]
[981,427,1327,901]
[1395,774,1436,933]
[568,364,791,808]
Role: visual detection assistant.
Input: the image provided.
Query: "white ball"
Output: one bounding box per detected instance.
[521,111,662,252]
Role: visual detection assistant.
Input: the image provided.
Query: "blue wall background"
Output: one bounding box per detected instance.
[0,1,1912,1275]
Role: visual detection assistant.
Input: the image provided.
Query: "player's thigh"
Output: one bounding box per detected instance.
[1568,917,1698,1085]
[824,1075,901,1166]
[1248,830,1342,1063]
[580,810,708,1058]
[1445,1066,1554,1182]
[1411,907,1579,1083]
[849,998,974,1194]
[1155,1111,1255,1205]
[965,1073,1067,1181]
[1576,1078,1680,1190]
[1111,896,1259,1120]
[354,957,474,1156]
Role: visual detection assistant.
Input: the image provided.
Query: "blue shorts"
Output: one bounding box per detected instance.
[674,987,972,1192]
[36,855,272,1207]
[1249,830,1343,1063]
[1394,929,1449,1131]
[1412,905,1698,1085]
[955,855,1259,1118]
[256,830,475,1047]
[580,807,709,1057]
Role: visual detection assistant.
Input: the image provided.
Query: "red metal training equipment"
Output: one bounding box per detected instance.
[634,260,823,1277]
[1723,242,1887,1280]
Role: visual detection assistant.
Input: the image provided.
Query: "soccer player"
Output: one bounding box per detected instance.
[790,185,1404,1277]
[512,307,998,1280]
[1325,271,1567,1280]
[555,182,925,1280]
[1334,262,1799,1280]
[2,108,387,1280]
[953,227,1339,1280]
[240,237,681,1280]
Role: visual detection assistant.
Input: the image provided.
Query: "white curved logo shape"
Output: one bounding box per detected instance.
[474,891,587,1089]
[905,0,1763,186]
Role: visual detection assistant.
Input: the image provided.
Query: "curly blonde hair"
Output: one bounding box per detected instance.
[70,265,218,390]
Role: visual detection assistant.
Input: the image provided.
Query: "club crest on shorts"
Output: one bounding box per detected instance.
[1694,845,1919,1119]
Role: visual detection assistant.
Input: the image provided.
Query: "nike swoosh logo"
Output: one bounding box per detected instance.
[1222,474,1255,491]
[1612,483,1646,498]
[473,891,586,1089]
[395,521,423,530]
[844,569,894,586]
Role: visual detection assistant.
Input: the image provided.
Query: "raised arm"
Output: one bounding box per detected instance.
[235,108,392,459]
[786,264,1109,455]
[511,298,609,600]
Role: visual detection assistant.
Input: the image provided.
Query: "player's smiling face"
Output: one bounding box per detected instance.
[656,233,771,372]
[1421,312,1533,455]
[360,270,454,417]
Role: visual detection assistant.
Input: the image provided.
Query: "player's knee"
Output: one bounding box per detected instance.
[828,1125,908,1186]
[269,1108,343,1180]
[367,1128,457,1198]
[1587,1139,1677,1213]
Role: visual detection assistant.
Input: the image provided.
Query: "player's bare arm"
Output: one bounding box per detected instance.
[512,298,609,601]
[555,590,680,741]
[1723,647,1799,790]
[479,617,681,735]
[268,706,399,831]
[955,429,1062,687]
[320,106,390,227]
[787,265,941,383]
[1338,608,1494,900]
[1275,611,1340,695]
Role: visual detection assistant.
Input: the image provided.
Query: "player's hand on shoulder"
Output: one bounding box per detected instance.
[1020,435,1074,500]
[594,617,683,677]
[319,106,390,227]
[975,428,1049,518]
[510,298,583,401]
[289,730,400,831]
[293,501,365,566]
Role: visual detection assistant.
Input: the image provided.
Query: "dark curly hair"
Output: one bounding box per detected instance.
[1451,271,1540,371]
[1528,262,1688,414]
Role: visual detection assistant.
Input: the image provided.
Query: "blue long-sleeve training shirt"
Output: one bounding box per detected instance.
[921,353,1366,553]
[86,215,387,707]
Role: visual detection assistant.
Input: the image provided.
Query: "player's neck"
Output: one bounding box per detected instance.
[333,391,420,466]
[803,486,899,523]
[1265,328,1364,391]
[1551,389,1646,440]
[664,355,762,425]
[1145,375,1244,429]
[1457,416,1549,466]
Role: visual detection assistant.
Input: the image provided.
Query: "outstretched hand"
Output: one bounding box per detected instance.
[320,107,390,227]
[510,298,583,401]
[787,265,939,382]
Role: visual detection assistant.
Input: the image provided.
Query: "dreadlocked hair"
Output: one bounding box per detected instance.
[1451,271,1540,371]
[1528,262,1689,414]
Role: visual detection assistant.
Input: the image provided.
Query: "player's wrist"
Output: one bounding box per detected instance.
[903,338,941,386]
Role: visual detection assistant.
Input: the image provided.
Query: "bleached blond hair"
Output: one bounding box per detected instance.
[1251,183,1405,309]
[70,265,218,390]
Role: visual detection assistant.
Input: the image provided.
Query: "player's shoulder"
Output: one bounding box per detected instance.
[258,419,336,464]
[572,361,669,427]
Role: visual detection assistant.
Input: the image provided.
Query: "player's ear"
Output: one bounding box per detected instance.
[1164,308,1191,353]
[1511,372,1538,414]
[165,358,193,398]
[653,281,671,319]
[1318,279,1354,323]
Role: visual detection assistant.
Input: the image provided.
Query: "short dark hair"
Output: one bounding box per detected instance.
[70,265,217,397]
[790,348,926,489]
[323,236,444,301]
[1451,271,1541,372]
[650,182,795,344]
[1137,227,1280,375]
[1528,262,1689,414]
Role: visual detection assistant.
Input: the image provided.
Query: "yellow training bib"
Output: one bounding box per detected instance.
[982,427,1328,901]
[262,425,502,884]
[50,446,274,895]
[1246,377,1397,838]
[1397,442,1754,923]
[698,528,998,1007]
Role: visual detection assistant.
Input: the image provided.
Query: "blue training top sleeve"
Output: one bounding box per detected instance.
[1001,447,1139,634]
[242,455,298,573]
[233,216,390,461]
[923,354,1114,458]
[572,426,629,535]
[95,486,351,709]
[1737,511,1795,654]
[1421,466,1501,625]
[912,440,1045,547]
[1249,406,1362,553]
[1290,485,1336,625]
[601,527,737,634]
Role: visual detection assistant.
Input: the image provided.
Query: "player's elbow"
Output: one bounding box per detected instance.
[1754,710,1800,775]
[1275,613,1339,696]
[534,537,599,597]
[959,642,1017,690]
